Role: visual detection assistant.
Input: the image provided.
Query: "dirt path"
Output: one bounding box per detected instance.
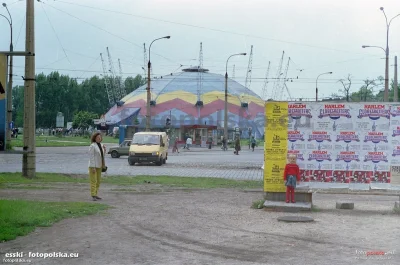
[0,184,399,265]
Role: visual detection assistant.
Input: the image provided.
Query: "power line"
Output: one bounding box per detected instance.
[55,0,369,55]
[11,65,375,83]
[79,54,100,79]
[40,56,68,68]
[42,1,177,64]
[15,14,25,49]
[38,1,72,65]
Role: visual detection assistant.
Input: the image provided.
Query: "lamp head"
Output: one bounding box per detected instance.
[380,7,384,11]
[164,36,171,39]
[362,45,368,48]
[2,3,6,7]
[328,72,333,74]
[241,53,247,56]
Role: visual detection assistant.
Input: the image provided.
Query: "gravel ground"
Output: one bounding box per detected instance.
[0,183,399,265]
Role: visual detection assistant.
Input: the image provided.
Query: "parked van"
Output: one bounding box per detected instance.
[128,132,169,166]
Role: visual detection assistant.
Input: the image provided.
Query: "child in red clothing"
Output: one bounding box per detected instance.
[283,154,301,203]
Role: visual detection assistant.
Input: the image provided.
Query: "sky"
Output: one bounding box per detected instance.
[0,0,400,101]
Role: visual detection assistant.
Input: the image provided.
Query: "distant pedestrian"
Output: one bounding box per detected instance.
[88,132,106,201]
[186,137,192,150]
[251,136,256,151]
[173,137,179,153]
[221,136,227,151]
[234,137,241,155]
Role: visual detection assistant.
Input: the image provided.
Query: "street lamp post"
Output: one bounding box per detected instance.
[362,7,400,102]
[224,53,246,142]
[1,3,13,147]
[145,36,170,132]
[315,72,333,101]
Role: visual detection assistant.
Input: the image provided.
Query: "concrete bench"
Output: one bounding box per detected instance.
[264,190,313,203]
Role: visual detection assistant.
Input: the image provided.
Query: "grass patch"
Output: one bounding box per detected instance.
[0,199,108,242]
[0,173,87,184]
[251,199,266,209]
[0,173,262,189]
[312,205,321,212]
[10,135,119,147]
[3,185,52,190]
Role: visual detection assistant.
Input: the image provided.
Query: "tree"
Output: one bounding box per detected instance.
[72,111,98,130]
[351,78,378,102]
[338,74,352,102]
[125,75,146,94]
[11,72,145,129]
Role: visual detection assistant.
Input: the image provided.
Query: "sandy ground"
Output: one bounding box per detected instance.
[0,182,399,265]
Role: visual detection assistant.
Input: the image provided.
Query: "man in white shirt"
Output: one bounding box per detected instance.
[186,137,192,150]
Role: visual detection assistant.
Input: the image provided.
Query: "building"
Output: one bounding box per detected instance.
[103,67,265,144]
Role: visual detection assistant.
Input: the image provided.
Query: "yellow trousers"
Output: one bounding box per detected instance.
[89,167,102,196]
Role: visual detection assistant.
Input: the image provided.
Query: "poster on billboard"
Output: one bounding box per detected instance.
[264,102,400,192]
[56,112,64,128]
[0,54,7,151]
[264,102,288,192]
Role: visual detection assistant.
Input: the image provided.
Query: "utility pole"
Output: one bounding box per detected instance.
[395,56,398,102]
[2,3,13,147]
[22,0,35,178]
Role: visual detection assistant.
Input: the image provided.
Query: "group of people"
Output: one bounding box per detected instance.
[172,136,192,153]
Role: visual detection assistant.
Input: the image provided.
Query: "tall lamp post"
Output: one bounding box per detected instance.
[145,36,170,132]
[224,53,246,142]
[315,72,332,101]
[362,7,400,102]
[1,2,13,147]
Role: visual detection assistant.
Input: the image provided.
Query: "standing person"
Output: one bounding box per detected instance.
[221,136,227,151]
[186,136,192,150]
[251,136,256,152]
[88,132,106,201]
[234,137,241,155]
[173,137,179,153]
[283,154,301,203]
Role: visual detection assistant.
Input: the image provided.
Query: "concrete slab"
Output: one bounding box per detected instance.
[278,216,314,222]
[264,191,313,203]
[263,200,312,212]
[336,201,354,210]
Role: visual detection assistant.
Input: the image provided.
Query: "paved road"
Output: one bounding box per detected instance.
[0,146,264,180]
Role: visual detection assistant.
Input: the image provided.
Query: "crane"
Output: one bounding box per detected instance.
[106,47,122,100]
[118,59,127,98]
[244,45,253,90]
[278,57,291,100]
[262,61,271,100]
[284,83,293,101]
[100,53,115,106]
[271,51,285,100]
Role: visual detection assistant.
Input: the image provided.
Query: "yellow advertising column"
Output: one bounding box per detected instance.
[264,102,288,192]
[0,54,7,151]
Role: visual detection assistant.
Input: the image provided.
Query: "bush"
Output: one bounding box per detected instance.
[251,199,265,209]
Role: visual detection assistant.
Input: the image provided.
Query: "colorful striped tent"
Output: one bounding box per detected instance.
[104,67,265,138]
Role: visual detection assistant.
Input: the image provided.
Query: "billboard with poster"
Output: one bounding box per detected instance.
[264,102,400,192]
[0,54,7,151]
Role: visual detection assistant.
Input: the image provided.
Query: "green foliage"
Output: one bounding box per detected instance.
[10,135,118,147]
[0,172,263,189]
[125,75,146,94]
[12,72,145,128]
[72,111,98,129]
[251,199,266,209]
[0,200,108,242]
